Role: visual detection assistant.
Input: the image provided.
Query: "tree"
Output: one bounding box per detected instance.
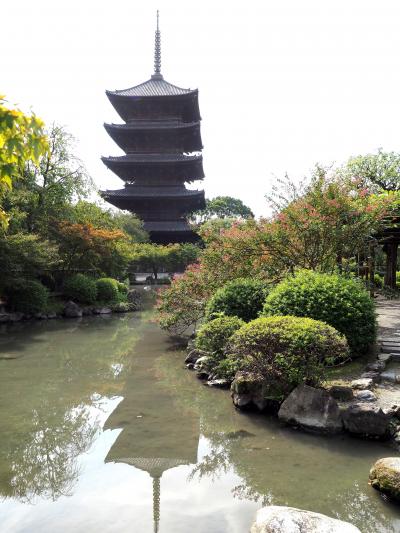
[54,221,132,278]
[263,171,393,273]
[0,233,60,288]
[111,211,149,242]
[0,96,48,228]
[130,243,176,280]
[66,200,148,243]
[344,149,400,192]
[192,196,254,223]
[4,123,93,235]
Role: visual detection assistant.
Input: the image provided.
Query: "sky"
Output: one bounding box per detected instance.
[3,0,400,216]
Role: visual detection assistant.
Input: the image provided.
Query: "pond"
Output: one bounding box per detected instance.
[0,301,399,532]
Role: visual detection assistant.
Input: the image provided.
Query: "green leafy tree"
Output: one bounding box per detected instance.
[0,96,48,228]
[344,149,400,192]
[192,196,254,223]
[130,243,176,280]
[68,201,148,243]
[4,124,93,234]
[0,233,60,287]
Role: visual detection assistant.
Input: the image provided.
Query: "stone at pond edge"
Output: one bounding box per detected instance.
[351,378,374,390]
[194,356,213,380]
[342,403,390,438]
[63,301,82,318]
[231,372,279,413]
[329,385,353,401]
[250,505,361,533]
[369,457,400,502]
[93,307,112,315]
[278,384,343,434]
[185,348,208,365]
[355,390,377,402]
[205,378,230,389]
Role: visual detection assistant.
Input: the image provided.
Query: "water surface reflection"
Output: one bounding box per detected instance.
[0,309,399,532]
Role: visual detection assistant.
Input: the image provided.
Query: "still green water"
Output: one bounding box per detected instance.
[0,305,399,533]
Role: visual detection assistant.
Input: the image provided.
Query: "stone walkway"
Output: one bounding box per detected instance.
[375,299,400,411]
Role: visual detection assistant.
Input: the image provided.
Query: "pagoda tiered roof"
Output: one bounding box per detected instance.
[106,75,196,97]
[104,121,202,154]
[101,153,204,181]
[101,11,205,244]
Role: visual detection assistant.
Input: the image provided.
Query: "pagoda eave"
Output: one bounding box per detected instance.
[106,90,201,123]
[101,155,204,181]
[104,122,203,153]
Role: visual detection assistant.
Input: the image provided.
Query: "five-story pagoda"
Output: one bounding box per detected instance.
[101,12,205,244]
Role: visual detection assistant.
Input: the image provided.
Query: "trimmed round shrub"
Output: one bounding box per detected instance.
[117,281,128,295]
[96,277,119,302]
[205,278,269,322]
[262,270,376,355]
[63,274,97,304]
[195,315,245,358]
[227,316,349,400]
[5,279,49,314]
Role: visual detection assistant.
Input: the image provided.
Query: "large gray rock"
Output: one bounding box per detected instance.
[278,385,343,433]
[369,457,400,502]
[342,403,390,438]
[250,506,361,533]
[63,301,82,318]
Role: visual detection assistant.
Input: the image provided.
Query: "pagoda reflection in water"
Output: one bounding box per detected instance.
[104,333,199,532]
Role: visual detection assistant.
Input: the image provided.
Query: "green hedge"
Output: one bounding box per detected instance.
[5,279,49,314]
[227,315,349,399]
[63,274,97,304]
[96,278,120,302]
[205,278,269,322]
[262,270,376,355]
[195,315,245,358]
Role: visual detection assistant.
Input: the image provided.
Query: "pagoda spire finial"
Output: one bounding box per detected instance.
[153,10,162,78]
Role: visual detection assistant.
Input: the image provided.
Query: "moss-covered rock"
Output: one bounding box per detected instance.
[369,457,400,501]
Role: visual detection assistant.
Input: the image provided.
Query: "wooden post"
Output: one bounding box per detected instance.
[369,243,375,297]
[384,242,399,289]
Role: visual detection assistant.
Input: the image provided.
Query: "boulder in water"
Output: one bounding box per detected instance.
[250,505,361,533]
[342,403,390,438]
[231,372,278,412]
[278,384,343,433]
[63,301,82,318]
[369,457,400,501]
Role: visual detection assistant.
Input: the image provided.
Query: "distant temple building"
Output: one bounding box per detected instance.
[101,12,205,244]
